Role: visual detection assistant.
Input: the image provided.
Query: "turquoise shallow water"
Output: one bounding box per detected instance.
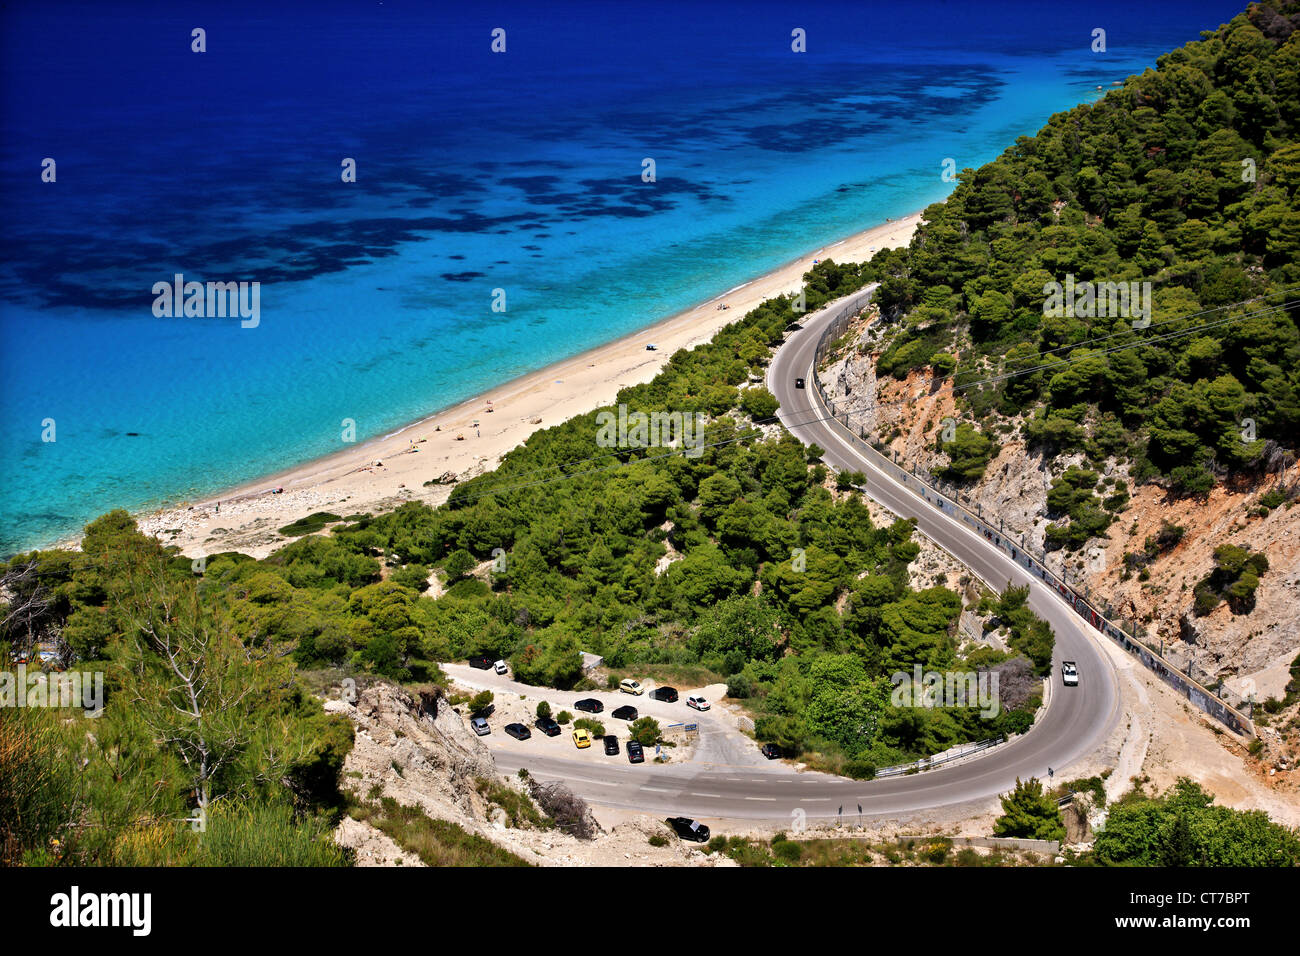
[0,0,1239,554]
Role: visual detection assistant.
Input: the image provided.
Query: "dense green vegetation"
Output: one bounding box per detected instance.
[22,0,1300,866]
[993,776,1067,842]
[1192,543,1270,614]
[269,256,1048,769]
[0,515,354,866]
[1043,467,1117,549]
[1,254,1055,860]
[862,2,1299,509]
[1087,778,1300,866]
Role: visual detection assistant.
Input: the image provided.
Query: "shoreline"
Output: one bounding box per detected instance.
[110,210,924,559]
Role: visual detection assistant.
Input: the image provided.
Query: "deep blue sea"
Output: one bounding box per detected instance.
[0,0,1240,555]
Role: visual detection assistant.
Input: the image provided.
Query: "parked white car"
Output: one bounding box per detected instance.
[494,659,508,675]
[686,694,710,711]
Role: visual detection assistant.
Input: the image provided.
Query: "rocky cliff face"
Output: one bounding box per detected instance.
[819,317,1300,711]
[1091,483,1300,703]
[326,682,498,826]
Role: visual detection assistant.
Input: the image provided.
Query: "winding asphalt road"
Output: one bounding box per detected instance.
[457,288,1122,823]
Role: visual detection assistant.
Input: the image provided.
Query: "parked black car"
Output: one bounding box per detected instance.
[611,705,638,721]
[471,702,495,718]
[626,740,645,763]
[505,723,531,741]
[573,698,604,714]
[603,735,620,755]
[648,686,678,703]
[467,654,495,670]
[760,743,782,760]
[534,716,561,737]
[666,817,710,842]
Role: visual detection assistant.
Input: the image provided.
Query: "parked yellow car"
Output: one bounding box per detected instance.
[572,728,592,749]
[619,678,644,695]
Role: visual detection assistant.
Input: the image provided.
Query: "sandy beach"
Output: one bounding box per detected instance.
[127,212,923,559]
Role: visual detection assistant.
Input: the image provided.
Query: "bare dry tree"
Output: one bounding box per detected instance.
[528,780,597,840]
[110,543,310,822]
[0,558,53,658]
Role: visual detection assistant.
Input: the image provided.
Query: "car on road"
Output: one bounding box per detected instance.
[470,717,490,736]
[649,686,678,702]
[504,723,531,740]
[686,694,710,711]
[494,659,508,675]
[603,735,620,755]
[573,698,604,714]
[665,817,710,843]
[612,705,638,721]
[572,728,593,749]
[626,741,645,763]
[534,716,561,736]
[468,654,495,670]
[1062,661,1079,687]
[619,678,645,695]
[761,743,782,760]
[795,377,805,389]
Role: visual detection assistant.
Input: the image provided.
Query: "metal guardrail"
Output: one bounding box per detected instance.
[807,298,1256,738]
[875,735,1006,778]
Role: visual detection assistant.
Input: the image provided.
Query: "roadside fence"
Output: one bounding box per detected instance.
[806,294,1255,737]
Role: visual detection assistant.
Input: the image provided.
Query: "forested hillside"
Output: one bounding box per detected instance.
[859,0,1299,501]
[12,2,1300,868]
[1,255,1053,867]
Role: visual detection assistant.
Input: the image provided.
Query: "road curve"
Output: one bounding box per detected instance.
[456,288,1122,823]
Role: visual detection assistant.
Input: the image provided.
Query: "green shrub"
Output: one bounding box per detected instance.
[772,839,804,862]
[278,512,343,537]
[629,716,662,747]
